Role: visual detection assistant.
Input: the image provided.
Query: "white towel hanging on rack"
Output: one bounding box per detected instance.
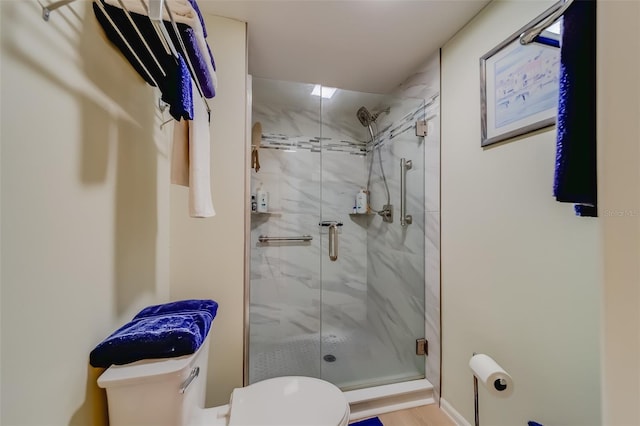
[171,78,215,218]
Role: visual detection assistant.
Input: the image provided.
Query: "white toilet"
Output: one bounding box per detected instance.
[97,333,350,426]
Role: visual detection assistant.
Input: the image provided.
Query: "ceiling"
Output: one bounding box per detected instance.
[199,1,491,94]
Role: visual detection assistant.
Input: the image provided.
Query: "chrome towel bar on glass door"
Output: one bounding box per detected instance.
[258,235,313,243]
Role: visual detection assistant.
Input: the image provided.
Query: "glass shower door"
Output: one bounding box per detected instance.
[249,78,426,391]
[319,89,426,390]
[248,79,323,383]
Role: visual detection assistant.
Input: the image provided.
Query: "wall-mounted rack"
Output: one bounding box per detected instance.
[41,0,76,21]
[41,0,213,119]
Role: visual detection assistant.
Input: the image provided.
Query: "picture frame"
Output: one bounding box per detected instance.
[480,5,562,147]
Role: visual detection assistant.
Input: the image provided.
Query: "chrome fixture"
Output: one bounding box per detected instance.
[356,106,390,128]
[379,204,393,223]
[357,106,392,222]
[328,223,338,261]
[319,221,342,261]
[400,158,413,227]
[415,338,428,356]
[415,120,428,137]
[179,367,199,394]
[258,235,313,243]
[319,221,343,227]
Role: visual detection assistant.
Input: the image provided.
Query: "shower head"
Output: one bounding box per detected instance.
[356,106,390,127]
[357,107,375,142]
[356,106,374,127]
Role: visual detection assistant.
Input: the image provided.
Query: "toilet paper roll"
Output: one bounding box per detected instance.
[469,354,514,398]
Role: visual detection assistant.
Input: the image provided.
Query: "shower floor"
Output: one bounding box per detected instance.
[249,325,424,391]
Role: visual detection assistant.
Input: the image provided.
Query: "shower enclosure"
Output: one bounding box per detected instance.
[249,78,426,391]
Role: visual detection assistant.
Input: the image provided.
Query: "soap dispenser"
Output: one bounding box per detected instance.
[356,188,368,214]
[257,183,269,213]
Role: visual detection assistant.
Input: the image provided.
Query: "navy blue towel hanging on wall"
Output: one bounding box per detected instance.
[553,0,597,217]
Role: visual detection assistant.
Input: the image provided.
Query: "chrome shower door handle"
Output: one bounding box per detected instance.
[328,223,338,261]
[400,158,413,227]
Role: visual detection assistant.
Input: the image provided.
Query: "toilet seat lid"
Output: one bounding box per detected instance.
[228,376,349,426]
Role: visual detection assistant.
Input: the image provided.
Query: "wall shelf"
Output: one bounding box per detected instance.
[348,212,375,228]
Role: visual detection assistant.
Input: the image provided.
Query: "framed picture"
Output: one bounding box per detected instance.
[480,6,562,147]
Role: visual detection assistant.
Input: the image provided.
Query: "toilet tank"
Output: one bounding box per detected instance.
[97,333,211,426]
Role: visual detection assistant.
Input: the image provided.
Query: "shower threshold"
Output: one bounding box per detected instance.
[345,378,435,421]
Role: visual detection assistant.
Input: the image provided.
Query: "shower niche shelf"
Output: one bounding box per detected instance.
[348,212,375,227]
[251,212,282,217]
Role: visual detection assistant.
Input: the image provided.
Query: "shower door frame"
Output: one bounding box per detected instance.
[243,78,437,394]
[318,93,428,390]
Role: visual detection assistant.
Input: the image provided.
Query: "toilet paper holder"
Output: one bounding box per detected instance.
[473,365,480,426]
[473,372,508,426]
[470,352,513,426]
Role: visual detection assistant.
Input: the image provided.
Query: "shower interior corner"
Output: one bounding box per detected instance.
[248,78,430,393]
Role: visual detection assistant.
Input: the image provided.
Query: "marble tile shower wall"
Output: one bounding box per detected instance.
[319,147,370,338]
[250,147,320,353]
[249,136,369,358]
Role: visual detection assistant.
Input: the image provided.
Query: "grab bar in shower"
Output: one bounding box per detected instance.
[258,235,313,243]
[400,158,413,227]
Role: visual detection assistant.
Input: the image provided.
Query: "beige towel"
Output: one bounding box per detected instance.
[171,118,189,186]
[251,122,262,172]
[171,80,215,218]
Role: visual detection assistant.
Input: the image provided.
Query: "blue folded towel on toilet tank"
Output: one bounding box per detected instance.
[89,299,218,368]
[133,299,218,320]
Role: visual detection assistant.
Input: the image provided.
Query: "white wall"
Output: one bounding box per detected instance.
[0,1,171,424]
[0,5,247,423]
[441,1,601,425]
[169,15,247,408]
[597,1,640,425]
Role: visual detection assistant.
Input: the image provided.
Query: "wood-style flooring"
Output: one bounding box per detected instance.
[351,405,455,426]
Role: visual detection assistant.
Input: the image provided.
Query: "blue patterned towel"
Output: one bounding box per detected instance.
[134,299,218,319]
[90,299,218,368]
[553,0,597,216]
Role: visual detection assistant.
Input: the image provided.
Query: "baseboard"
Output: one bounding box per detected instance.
[346,379,435,421]
[440,398,472,426]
